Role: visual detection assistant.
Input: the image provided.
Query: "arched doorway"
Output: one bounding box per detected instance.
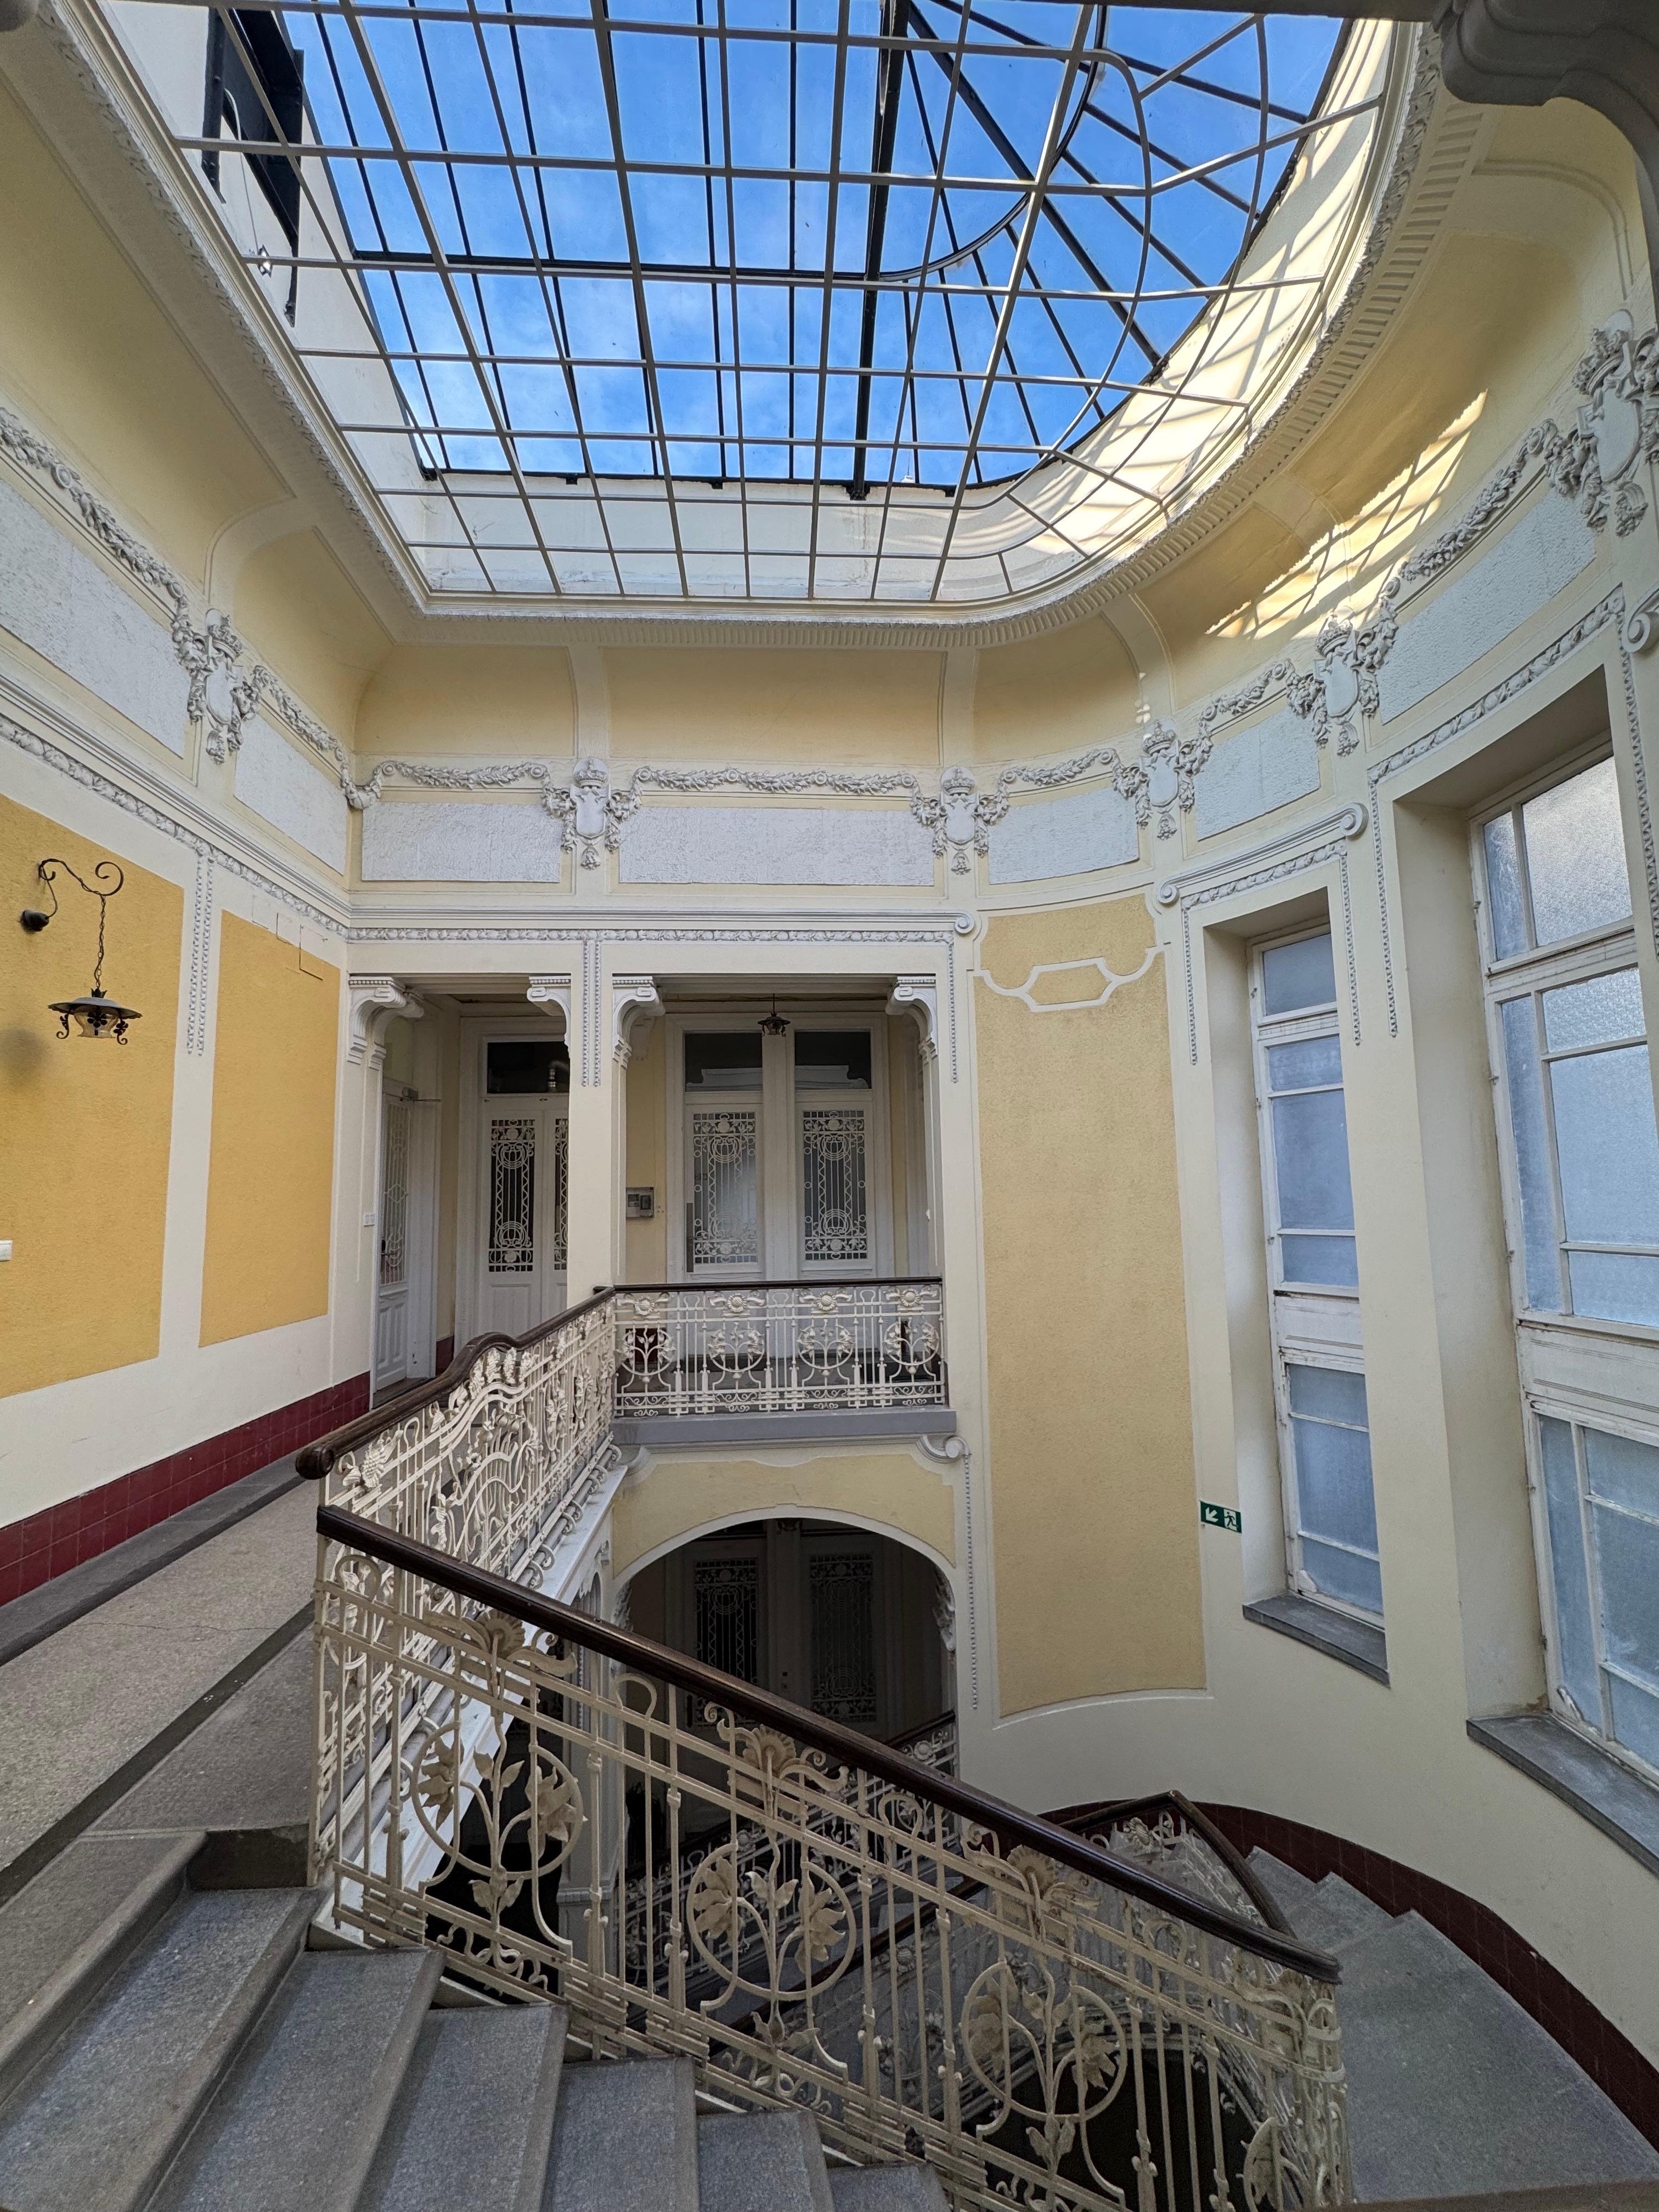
[621,1519,952,1747]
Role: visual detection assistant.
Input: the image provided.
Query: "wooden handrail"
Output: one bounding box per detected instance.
[315,1502,1341,1985]
[614,1276,944,1294]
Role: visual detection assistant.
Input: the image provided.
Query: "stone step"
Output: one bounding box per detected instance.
[151,1946,442,2212]
[828,2164,951,2210]
[1245,1847,1320,1924]
[698,2109,836,2212]
[0,1829,204,2106]
[545,2056,699,2212]
[0,1882,315,2212]
[1338,1912,1659,2202]
[1291,1874,1392,1957]
[359,2002,568,2212]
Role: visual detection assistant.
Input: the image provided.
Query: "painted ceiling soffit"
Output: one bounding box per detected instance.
[21,3,1476,649]
[2,311,1648,892]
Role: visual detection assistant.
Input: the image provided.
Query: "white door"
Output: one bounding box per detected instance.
[374,1093,414,1393]
[477,1097,568,1336]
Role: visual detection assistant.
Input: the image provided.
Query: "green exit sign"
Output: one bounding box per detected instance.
[1200,1501,1242,1534]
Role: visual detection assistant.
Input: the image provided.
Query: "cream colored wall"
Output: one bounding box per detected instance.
[232,533,392,749]
[200,915,341,1346]
[604,649,944,768]
[357,647,577,761]
[610,1444,956,1581]
[623,1020,668,1282]
[972,621,1141,766]
[0,794,181,1397]
[974,898,1204,1713]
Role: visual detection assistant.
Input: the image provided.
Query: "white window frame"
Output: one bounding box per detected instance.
[1250,923,1380,1622]
[1472,742,1659,1784]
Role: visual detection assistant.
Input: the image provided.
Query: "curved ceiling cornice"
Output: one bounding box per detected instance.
[15,5,1480,648]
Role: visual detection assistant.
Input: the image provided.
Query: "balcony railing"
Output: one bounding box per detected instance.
[614,1278,946,1418]
[300,1287,1348,2212]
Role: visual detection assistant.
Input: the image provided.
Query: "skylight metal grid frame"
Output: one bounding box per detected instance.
[141,0,1386,606]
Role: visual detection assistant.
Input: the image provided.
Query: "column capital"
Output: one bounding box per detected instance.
[887,975,940,1064]
[527,973,573,1029]
[612,974,663,1068]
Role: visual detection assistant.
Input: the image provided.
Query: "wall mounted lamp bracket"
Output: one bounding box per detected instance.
[20,856,143,1042]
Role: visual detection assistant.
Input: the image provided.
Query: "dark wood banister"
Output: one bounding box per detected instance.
[315,1502,1341,1986]
[1048,1791,1295,1939]
[295,1276,946,1480]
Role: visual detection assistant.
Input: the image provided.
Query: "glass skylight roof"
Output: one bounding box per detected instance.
[144,1,1400,605]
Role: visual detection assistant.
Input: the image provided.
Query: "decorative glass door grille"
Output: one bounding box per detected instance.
[800,1107,871,1267]
[689,1108,760,1272]
[809,1551,878,1726]
[693,1556,760,1684]
[488,1116,537,1274]
[380,1099,410,1290]
[550,1111,569,1276]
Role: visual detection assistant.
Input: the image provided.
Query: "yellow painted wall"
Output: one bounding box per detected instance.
[605,648,944,766]
[200,915,340,1345]
[0,798,181,1398]
[975,898,1203,1712]
[0,81,284,586]
[611,1447,955,1577]
[357,645,577,759]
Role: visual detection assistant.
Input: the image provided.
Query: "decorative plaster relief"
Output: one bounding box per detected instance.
[617,804,935,888]
[347,974,422,1066]
[1377,492,1598,722]
[1192,706,1322,842]
[886,975,940,1062]
[527,974,572,1029]
[612,974,663,1065]
[233,715,350,874]
[0,474,191,755]
[986,783,1139,884]
[977,945,1162,1016]
[360,799,564,883]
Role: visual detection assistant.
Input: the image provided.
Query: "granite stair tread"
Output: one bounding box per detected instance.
[0,1882,315,2212]
[697,2108,835,2212]
[359,2002,568,2212]
[544,2056,699,2212]
[151,1946,442,2212]
[0,1829,204,2105]
[1290,1872,1392,1957]
[827,2164,951,2210]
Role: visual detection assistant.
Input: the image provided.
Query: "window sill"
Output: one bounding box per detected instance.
[1243,1593,1389,1684]
[1468,1712,1659,1880]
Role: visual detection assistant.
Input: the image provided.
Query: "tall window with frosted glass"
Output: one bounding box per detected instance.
[1251,928,1383,1620]
[1476,751,1659,1776]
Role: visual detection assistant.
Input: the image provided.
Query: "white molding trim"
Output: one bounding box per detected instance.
[348,974,423,1067]
[886,975,940,1063]
[526,973,573,1032]
[611,974,663,1069]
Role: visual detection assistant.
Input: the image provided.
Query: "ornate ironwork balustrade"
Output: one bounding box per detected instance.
[614,1279,946,1418]
[311,1511,1350,2212]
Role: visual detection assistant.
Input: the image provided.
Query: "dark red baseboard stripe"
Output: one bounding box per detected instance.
[435,1336,455,1376]
[0,1373,371,1606]
[1197,1801,1659,2153]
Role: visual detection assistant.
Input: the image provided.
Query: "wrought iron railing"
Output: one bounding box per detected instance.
[311,1512,1349,2212]
[614,1279,946,1418]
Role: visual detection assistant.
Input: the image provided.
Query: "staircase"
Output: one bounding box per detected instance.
[1245,1851,1659,2203]
[0,1829,945,2212]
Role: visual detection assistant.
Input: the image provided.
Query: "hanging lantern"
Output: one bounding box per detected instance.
[19,857,143,1044]
[758,995,789,1037]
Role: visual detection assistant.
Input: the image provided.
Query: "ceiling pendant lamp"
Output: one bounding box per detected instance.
[758,996,789,1038]
[19,857,143,1043]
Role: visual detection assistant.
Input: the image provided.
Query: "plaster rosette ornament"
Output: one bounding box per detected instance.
[912,768,1008,875]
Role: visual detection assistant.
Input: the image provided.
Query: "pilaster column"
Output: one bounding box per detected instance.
[337,977,424,1383]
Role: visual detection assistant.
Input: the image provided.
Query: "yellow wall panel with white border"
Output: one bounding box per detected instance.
[0,794,181,1397]
[200,915,340,1346]
[975,896,1204,1712]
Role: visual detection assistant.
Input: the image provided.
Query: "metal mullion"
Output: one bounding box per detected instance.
[864,25,970,580]
[848,0,913,502]
[1571,1422,1619,1739]
[802,0,854,597]
[213,1,499,582]
[902,75,990,487]
[461,0,625,590]
[585,0,691,596]
[698,0,733,486]
[1139,101,1383,201]
[926,3,1096,595]
[335,0,564,589]
[712,0,753,589]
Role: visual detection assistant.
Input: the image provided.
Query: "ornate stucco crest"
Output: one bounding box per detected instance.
[1546,312,1659,538]
[178,610,262,763]
[1116,712,1210,839]
[911,768,1007,874]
